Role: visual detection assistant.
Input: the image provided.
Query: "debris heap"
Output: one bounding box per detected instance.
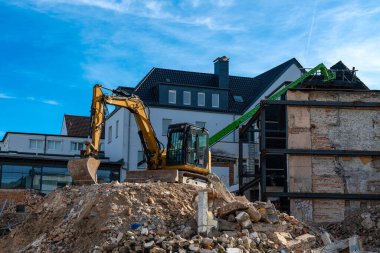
[0,181,320,252]
[324,206,380,251]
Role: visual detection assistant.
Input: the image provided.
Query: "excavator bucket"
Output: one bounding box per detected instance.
[67,157,100,185]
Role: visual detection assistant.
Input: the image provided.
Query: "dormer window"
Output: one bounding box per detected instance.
[233,95,244,102]
[183,91,191,105]
[212,93,219,108]
[168,90,176,104]
[198,92,205,106]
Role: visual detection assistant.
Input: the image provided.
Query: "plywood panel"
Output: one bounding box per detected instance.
[288,155,312,192]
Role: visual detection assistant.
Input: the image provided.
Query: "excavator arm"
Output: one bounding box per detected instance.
[68,84,163,184]
[209,63,336,146]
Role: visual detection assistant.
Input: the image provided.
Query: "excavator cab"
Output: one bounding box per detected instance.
[166,123,210,174]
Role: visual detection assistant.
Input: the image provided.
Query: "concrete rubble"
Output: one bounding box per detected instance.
[0,179,376,252]
[0,180,324,253]
[322,206,380,251]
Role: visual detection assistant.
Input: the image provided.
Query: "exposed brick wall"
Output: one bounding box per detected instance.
[287,90,380,223]
[0,189,27,212]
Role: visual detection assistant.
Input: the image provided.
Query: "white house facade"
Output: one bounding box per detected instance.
[104,57,304,188]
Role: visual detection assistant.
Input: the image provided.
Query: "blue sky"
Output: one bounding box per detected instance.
[1,0,380,139]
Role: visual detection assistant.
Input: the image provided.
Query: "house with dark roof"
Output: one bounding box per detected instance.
[104,56,305,187]
[61,114,105,139]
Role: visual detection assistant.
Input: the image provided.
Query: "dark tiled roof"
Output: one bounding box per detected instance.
[330,61,368,90]
[64,115,105,138]
[124,58,302,114]
[300,61,368,90]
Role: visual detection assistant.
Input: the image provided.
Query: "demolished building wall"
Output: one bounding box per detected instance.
[287,89,380,223]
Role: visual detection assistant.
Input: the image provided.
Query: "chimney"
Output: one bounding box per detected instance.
[214,56,229,89]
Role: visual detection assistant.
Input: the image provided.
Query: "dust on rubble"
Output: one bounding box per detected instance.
[0,181,322,253]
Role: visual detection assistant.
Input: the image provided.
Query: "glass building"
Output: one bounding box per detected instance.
[0,153,122,194]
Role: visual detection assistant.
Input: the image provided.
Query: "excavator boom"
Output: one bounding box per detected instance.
[68,84,162,184]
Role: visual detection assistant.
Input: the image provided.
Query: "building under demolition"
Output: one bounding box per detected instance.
[238,61,380,223]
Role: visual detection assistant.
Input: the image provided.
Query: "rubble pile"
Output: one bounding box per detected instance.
[324,206,380,250]
[212,200,320,252]
[0,181,320,252]
[0,190,44,236]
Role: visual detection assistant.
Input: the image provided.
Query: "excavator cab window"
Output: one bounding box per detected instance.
[167,123,209,168]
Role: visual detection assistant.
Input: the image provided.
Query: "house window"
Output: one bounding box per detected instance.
[116,120,119,138]
[196,121,206,128]
[198,92,205,106]
[212,93,219,108]
[108,125,112,143]
[168,90,176,104]
[162,118,172,136]
[71,142,84,151]
[47,140,62,150]
[183,91,191,105]
[137,151,146,169]
[29,139,43,150]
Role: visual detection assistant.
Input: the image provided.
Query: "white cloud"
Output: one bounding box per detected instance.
[213,0,234,7]
[42,99,60,105]
[27,96,36,101]
[0,93,15,99]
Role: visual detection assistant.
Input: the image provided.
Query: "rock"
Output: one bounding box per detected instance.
[116,232,124,243]
[273,232,288,246]
[223,231,238,238]
[200,249,214,253]
[146,197,155,204]
[217,219,240,231]
[227,214,236,222]
[245,206,261,222]
[295,233,315,246]
[361,216,374,229]
[189,243,200,251]
[217,202,249,218]
[240,219,252,229]
[321,232,332,245]
[144,241,155,249]
[150,246,166,253]
[226,248,242,253]
[141,227,149,235]
[181,226,194,239]
[201,237,214,247]
[235,212,250,223]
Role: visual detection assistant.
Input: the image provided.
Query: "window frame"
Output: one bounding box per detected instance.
[212,93,219,108]
[47,140,62,151]
[195,121,206,128]
[162,118,172,136]
[197,92,205,106]
[70,141,84,151]
[168,90,177,104]
[29,139,43,150]
[183,91,191,105]
[115,120,119,138]
[108,125,113,143]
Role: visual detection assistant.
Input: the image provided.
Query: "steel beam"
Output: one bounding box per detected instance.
[265,192,380,200]
[263,149,380,156]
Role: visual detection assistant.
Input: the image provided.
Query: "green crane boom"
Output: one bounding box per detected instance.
[209,63,336,147]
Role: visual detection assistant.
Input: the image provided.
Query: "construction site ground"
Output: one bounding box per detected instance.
[0,181,378,253]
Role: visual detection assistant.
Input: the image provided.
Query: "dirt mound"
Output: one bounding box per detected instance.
[0,181,320,252]
[323,206,380,250]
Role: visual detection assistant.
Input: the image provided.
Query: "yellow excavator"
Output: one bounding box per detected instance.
[67,84,211,185]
